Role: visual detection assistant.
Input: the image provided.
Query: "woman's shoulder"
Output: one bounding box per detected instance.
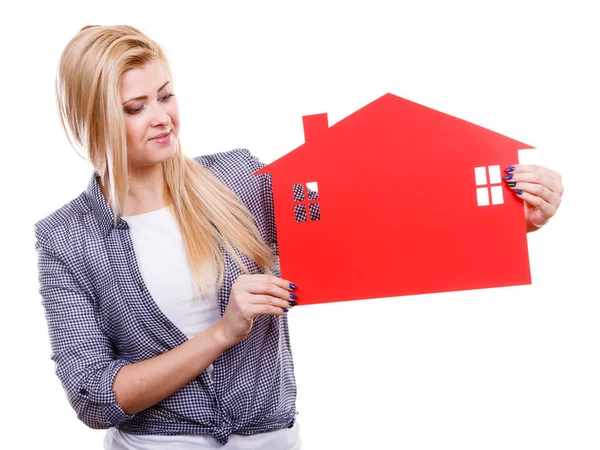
[192,148,268,193]
[33,188,94,252]
[193,148,263,173]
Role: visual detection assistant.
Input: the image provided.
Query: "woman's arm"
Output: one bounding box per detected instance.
[36,240,134,429]
[112,325,227,415]
[37,225,296,425]
[110,274,297,415]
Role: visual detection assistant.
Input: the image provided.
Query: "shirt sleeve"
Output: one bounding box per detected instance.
[35,233,135,429]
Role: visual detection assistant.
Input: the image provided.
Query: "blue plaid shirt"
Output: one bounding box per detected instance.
[34,149,297,445]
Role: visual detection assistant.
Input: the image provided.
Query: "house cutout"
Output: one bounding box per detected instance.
[254,93,534,305]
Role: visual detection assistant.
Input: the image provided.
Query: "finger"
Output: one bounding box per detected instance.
[245,281,298,302]
[507,181,562,207]
[238,300,289,322]
[514,190,557,220]
[247,294,296,310]
[504,171,563,195]
[261,274,297,292]
[507,164,562,183]
[236,274,297,292]
[251,304,289,317]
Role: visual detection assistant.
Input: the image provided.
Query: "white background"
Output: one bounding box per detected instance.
[2,1,599,449]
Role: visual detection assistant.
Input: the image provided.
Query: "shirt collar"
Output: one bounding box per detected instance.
[86,172,129,236]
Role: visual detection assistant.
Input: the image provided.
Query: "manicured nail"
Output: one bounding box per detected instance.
[289,300,297,307]
[505,166,515,172]
[289,283,297,290]
[503,174,513,180]
[507,182,516,187]
[290,293,298,300]
[515,189,523,195]
[282,308,289,313]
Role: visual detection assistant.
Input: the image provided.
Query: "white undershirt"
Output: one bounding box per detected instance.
[104,206,300,450]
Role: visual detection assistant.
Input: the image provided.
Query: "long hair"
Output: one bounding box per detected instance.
[55,25,275,296]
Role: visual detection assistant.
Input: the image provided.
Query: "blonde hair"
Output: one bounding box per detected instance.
[56,25,274,295]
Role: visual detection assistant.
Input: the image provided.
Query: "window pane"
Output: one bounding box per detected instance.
[293,184,304,202]
[474,167,487,186]
[294,204,307,222]
[309,203,320,221]
[476,187,490,206]
[488,165,501,184]
[490,185,504,205]
[306,182,319,200]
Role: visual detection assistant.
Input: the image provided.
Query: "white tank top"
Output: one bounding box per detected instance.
[104,206,300,450]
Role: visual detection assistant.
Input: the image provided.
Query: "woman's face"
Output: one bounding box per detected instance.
[120,59,180,170]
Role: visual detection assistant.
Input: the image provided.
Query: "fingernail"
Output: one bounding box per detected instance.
[289,283,297,290]
[503,174,513,180]
[289,300,297,307]
[505,166,515,172]
[282,308,289,313]
[507,182,516,187]
[515,189,523,195]
[290,293,298,300]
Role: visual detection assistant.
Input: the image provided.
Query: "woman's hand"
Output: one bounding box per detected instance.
[214,274,298,348]
[503,164,564,232]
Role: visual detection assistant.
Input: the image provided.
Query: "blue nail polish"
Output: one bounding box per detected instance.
[505,166,515,172]
[515,189,523,195]
[503,174,513,180]
[289,283,297,290]
[282,308,289,313]
[290,293,298,300]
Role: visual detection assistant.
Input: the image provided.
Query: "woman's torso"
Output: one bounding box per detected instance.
[104,204,299,449]
[35,149,297,445]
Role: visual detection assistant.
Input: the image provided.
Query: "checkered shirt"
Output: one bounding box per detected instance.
[34,149,297,445]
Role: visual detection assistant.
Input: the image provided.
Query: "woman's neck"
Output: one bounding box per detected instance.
[100,163,171,217]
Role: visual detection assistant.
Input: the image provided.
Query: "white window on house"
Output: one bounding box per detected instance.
[293,182,320,222]
[474,165,503,206]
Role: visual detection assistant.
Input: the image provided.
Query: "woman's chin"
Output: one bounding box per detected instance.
[150,142,178,162]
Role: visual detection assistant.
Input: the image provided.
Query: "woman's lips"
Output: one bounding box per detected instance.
[149,130,172,144]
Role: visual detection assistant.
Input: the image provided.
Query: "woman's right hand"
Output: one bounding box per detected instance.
[214,274,297,348]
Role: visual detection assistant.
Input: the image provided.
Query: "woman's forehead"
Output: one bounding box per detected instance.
[120,60,170,97]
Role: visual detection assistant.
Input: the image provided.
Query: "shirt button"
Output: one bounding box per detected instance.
[79,388,88,396]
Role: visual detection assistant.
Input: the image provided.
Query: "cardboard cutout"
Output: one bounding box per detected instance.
[254,93,533,305]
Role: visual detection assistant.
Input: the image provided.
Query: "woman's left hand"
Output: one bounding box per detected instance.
[503,164,564,233]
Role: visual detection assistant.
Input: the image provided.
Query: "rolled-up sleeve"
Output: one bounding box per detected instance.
[35,235,134,429]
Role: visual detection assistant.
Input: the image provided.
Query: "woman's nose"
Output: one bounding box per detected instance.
[148,102,171,126]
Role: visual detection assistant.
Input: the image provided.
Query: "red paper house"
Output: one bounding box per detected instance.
[255,93,533,305]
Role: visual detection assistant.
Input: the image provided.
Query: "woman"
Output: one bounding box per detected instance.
[34,25,564,449]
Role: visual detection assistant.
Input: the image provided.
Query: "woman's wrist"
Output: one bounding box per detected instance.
[207,321,235,352]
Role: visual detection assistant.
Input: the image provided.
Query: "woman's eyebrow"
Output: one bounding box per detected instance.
[122,81,170,104]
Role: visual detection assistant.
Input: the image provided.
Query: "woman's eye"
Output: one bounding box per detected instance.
[124,94,174,115]
[125,107,143,115]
